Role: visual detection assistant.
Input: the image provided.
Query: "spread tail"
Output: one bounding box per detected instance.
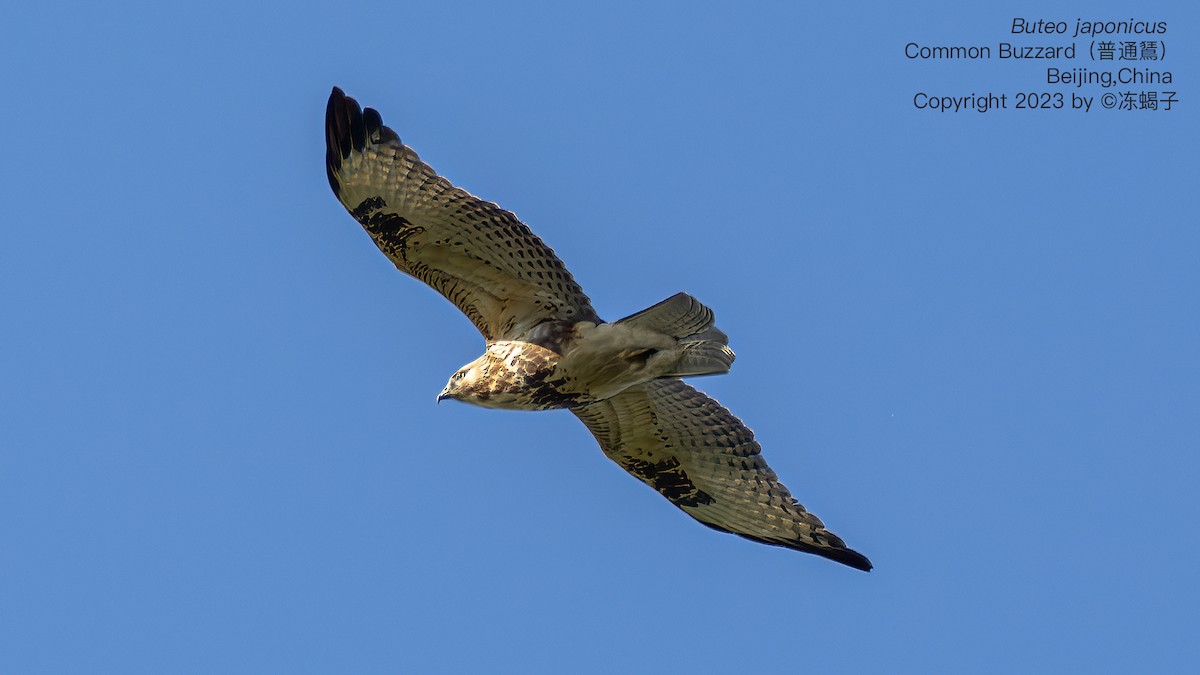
[617,293,735,377]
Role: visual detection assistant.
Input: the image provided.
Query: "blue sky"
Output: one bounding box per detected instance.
[2,1,1197,672]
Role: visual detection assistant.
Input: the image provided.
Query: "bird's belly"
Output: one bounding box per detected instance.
[469,389,566,411]
[473,358,629,410]
[467,341,581,411]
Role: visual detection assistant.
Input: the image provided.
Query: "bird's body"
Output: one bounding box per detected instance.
[441,310,732,409]
[325,87,872,571]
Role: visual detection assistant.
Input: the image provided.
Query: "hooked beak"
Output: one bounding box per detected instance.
[436,388,451,404]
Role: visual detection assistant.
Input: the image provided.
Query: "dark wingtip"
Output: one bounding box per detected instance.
[800,532,874,572]
[325,87,400,199]
[785,537,872,572]
[822,546,873,572]
[707,522,874,572]
[325,86,359,198]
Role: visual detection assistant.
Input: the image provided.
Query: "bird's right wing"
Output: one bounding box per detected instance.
[325,87,600,341]
[572,379,871,571]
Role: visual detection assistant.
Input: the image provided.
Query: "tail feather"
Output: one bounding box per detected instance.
[670,341,736,377]
[689,326,729,346]
[617,293,736,378]
[616,292,715,339]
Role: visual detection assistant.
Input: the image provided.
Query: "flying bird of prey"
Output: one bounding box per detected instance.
[325,87,871,571]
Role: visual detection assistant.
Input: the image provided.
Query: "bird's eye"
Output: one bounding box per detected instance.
[453,372,465,381]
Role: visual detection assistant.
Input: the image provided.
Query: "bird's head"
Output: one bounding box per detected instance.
[437,344,530,408]
[437,364,479,404]
[437,352,499,405]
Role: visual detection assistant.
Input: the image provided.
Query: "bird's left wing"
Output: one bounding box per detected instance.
[325,87,599,340]
[572,378,872,571]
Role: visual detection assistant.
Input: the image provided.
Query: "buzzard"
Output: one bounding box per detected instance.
[325,87,871,571]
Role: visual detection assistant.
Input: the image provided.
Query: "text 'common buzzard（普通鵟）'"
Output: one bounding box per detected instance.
[325,87,872,571]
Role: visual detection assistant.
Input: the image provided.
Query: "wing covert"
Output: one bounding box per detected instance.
[325,87,600,340]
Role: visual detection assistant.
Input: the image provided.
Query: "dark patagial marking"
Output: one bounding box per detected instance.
[350,197,423,263]
[365,212,419,240]
[621,455,715,507]
[350,196,386,222]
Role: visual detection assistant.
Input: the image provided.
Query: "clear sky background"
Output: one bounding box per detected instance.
[2,1,1196,673]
